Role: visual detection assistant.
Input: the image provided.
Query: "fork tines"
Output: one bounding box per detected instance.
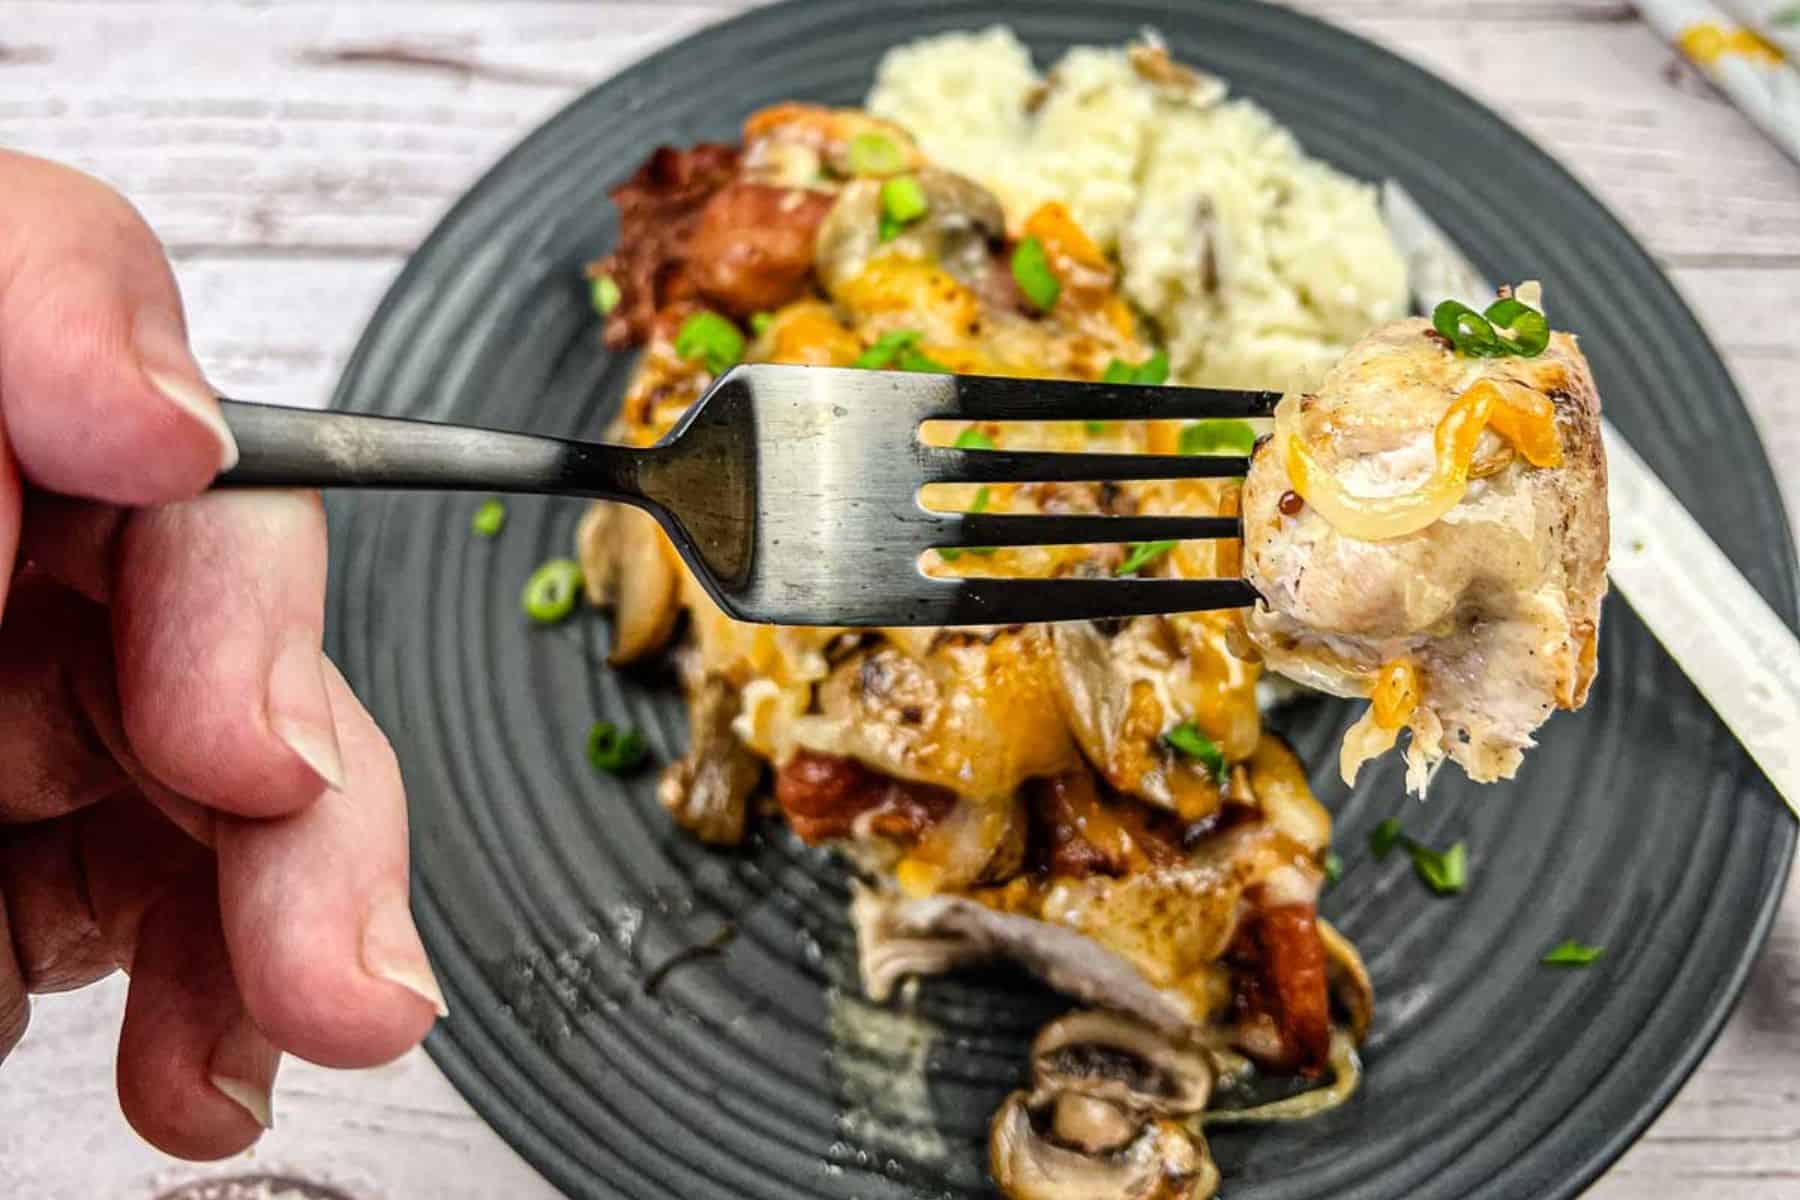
[921,447,1251,483]
[940,373,1281,422]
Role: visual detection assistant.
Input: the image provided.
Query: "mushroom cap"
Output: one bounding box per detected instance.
[1031,1010,1214,1116]
[990,1091,1219,1200]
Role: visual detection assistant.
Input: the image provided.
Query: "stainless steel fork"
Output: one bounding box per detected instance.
[217,364,1277,626]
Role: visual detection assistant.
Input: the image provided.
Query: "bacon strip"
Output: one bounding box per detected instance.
[1228,899,1332,1076]
[589,143,740,347]
[774,750,955,844]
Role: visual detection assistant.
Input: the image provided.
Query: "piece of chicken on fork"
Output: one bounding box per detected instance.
[1240,283,1608,793]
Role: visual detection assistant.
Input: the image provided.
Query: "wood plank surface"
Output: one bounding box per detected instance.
[0,2,1794,1196]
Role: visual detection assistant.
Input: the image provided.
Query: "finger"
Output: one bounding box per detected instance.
[217,659,443,1070]
[0,886,28,1066]
[0,415,18,616]
[117,873,280,1159]
[0,790,212,1001]
[114,489,345,817]
[0,150,234,505]
[15,491,120,605]
[0,576,128,824]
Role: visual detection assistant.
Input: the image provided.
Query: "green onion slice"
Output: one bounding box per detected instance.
[1163,721,1226,778]
[1322,849,1343,884]
[1116,539,1176,576]
[1101,350,1170,387]
[1483,297,1550,357]
[521,559,584,625]
[847,132,905,176]
[853,329,921,369]
[1408,840,1468,895]
[750,311,773,335]
[897,347,951,373]
[1370,816,1404,859]
[590,274,621,316]
[941,485,996,563]
[471,498,506,537]
[1178,419,1257,456]
[1431,300,1504,357]
[1542,939,1603,966]
[587,721,649,774]
[880,175,929,225]
[1011,236,1061,312]
[954,427,996,452]
[673,310,745,375]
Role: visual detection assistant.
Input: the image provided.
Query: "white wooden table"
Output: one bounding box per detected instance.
[2,3,1795,1196]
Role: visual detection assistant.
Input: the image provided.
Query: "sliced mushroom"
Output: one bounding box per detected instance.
[607,503,681,665]
[1046,619,1220,821]
[990,1092,1219,1200]
[1031,1011,1213,1117]
[656,675,762,846]
[1317,917,1374,1042]
[849,890,1193,1033]
[1242,734,1331,855]
[814,166,1006,296]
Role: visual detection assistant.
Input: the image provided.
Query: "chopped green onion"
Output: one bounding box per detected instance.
[1408,840,1468,895]
[954,427,995,452]
[897,347,951,373]
[1178,419,1257,456]
[1370,817,1404,859]
[471,498,506,537]
[1322,849,1343,884]
[750,311,773,335]
[1542,939,1604,966]
[880,174,929,225]
[1483,297,1550,357]
[878,214,903,243]
[1163,721,1226,778]
[1101,350,1170,387]
[1011,236,1061,312]
[853,329,920,369]
[1085,421,1109,434]
[1432,299,1504,357]
[1116,539,1176,576]
[941,485,995,562]
[847,131,905,176]
[590,274,621,316]
[673,310,745,375]
[521,558,584,625]
[1134,350,1169,385]
[587,721,649,775]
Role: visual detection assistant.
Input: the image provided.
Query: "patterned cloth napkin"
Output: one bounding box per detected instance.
[1636,0,1800,162]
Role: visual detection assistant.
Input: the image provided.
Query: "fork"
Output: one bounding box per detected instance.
[217,364,1278,626]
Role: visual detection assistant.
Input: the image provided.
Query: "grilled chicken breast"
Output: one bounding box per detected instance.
[1241,285,1608,792]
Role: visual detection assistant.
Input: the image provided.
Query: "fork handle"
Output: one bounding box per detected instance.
[213,399,650,501]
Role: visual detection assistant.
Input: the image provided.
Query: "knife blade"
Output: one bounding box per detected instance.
[1382,181,1800,819]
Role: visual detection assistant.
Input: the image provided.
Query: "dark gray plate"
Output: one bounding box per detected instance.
[321,2,1796,1197]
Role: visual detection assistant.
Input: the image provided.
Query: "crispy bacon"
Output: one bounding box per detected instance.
[1027,770,1184,878]
[685,183,835,316]
[1228,898,1332,1076]
[774,750,955,844]
[589,143,741,347]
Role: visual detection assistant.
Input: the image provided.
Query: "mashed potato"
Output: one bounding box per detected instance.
[867,28,1409,392]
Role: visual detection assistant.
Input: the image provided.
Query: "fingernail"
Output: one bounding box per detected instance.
[267,641,346,792]
[134,307,238,472]
[362,887,449,1018]
[209,1013,279,1130]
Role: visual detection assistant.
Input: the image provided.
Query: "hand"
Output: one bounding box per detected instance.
[0,150,442,1158]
